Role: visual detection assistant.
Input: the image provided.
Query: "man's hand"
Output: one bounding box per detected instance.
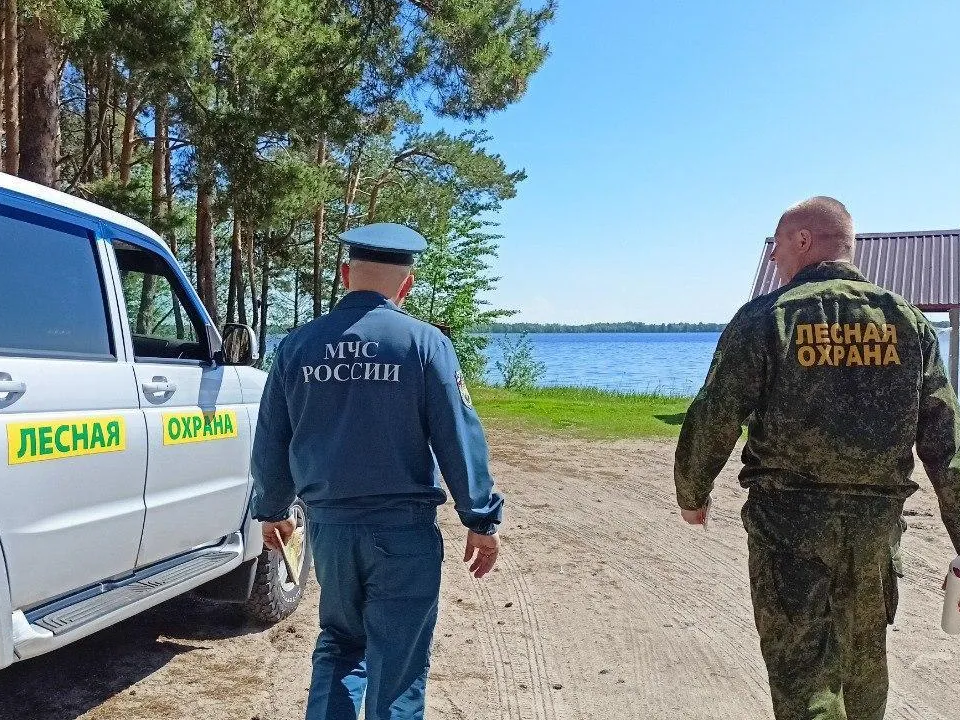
[680,495,712,527]
[464,530,500,579]
[680,507,707,525]
[262,516,296,551]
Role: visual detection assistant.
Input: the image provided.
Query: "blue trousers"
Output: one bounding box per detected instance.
[305,507,443,720]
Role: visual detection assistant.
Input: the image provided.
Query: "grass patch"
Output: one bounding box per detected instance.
[471,385,693,439]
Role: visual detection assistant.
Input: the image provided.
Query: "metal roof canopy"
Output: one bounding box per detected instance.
[750,230,960,392]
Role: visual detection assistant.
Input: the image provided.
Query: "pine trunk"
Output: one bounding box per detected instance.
[312,137,327,318]
[1,3,5,147]
[3,0,17,175]
[137,92,167,342]
[328,162,362,307]
[82,60,93,182]
[163,107,173,230]
[136,276,157,334]
[235,221,248,327]
[312,203,326,318]
[236,266,247,326]
[293,271,300,328]
[194,150,218,325]
[109,77,119,172]
[366,183,382,222]
[97,57,112,178]
[162,116,184,339]
[258,245,269,363]
[150,96,165,229]
[118,76,137,185]
[19,15,59,187]
[246,222,258,332]
[227,218,242,325]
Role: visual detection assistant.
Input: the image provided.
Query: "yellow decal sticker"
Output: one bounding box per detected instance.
[7,416,126,465]
[795,322,900,369]
[162,409,238,445]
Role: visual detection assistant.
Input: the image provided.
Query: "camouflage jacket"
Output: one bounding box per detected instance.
[674,261,960,552]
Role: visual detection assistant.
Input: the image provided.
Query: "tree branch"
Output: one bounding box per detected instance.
[407,0,439,14]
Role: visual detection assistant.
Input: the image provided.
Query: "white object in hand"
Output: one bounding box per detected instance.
[942,556,960,635]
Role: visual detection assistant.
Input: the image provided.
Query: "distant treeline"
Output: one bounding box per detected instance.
[480,322,727,334]
[482,318,955,334]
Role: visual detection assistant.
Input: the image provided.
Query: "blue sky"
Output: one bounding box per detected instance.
[468,1,960,323]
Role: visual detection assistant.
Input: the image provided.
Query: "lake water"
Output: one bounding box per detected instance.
[482,333,721,395]
[269,330,954,396]
[482,331,956,396]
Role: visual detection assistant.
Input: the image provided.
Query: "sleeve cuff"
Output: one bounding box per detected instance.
[676,493,709,511]
[255,510,293,523]
[468,521,500,536]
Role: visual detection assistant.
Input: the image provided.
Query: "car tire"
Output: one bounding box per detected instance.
[244,500,313,624]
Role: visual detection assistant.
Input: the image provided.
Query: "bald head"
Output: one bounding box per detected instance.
[778,196,855,254]
[771,196,856,282]
[341,258,415,306]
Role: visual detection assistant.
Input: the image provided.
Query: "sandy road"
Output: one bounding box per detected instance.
[1,427,957,719]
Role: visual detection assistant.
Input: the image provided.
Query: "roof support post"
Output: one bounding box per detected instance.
[950,308,959,394]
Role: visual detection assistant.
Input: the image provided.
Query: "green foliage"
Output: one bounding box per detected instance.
[85,172,153,224]
[261,348,277,372]
[119,268,195,339]
[451,332,491,384]
[24,0,107,40]
[89,0,198,71]
[493,333,545,391]
[83,169,192,239]
[362,128,524,379]
[228,151,328,232]
[471,385,692,439]
[42,0,556,367]
[404,219,509,381]
[412,0,557,119]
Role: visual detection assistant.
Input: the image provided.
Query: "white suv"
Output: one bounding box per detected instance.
[0,174,309,670]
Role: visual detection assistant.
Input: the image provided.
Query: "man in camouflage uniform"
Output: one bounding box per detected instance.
[674,196,960,720]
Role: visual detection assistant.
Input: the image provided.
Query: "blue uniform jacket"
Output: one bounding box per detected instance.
[250,290,504,534]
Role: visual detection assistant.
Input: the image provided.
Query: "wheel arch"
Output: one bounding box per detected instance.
[0,536,16,669]
[242,491,265,562]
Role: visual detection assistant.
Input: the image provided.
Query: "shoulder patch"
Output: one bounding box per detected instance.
[455,370,473,407]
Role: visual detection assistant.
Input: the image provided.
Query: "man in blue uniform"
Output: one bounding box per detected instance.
[251,223,503,720]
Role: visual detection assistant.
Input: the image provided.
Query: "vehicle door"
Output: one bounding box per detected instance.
[107,235,252,568]
[0,201,147,610]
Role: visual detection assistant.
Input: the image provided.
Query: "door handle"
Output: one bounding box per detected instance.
[0,375,26,405]
[0,380,26,394]
[142,378,177,395]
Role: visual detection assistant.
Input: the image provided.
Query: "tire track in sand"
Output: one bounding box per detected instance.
[497,544,558,720]
[440,525,518,720]
[497,435,771,718]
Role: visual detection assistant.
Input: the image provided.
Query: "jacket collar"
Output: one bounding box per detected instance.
[790,261,867,285]
[334,290,399,312]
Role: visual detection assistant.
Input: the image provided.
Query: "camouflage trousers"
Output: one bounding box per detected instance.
[742,488,904,720]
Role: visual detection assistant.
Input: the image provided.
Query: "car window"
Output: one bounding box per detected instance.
[113,241,209,362]
[0,207,113,359]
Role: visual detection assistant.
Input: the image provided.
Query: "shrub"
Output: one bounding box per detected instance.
[495,333,546,391]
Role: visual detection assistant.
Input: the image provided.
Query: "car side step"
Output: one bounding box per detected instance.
[28,547,238,636]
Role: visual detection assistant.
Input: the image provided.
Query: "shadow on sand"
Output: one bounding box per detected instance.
[0,594,267,720]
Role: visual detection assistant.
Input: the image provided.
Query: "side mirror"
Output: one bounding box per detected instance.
[221,323,259,366]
